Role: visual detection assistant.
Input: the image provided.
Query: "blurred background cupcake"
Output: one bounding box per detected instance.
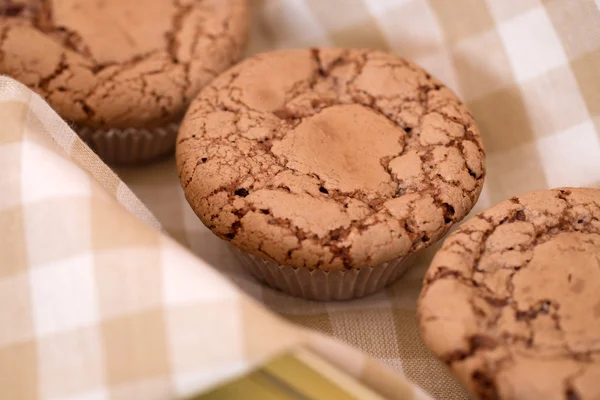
[0,0,250,164]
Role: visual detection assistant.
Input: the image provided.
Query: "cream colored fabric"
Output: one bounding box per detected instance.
[0,76,429,400]
[119,1,600,399]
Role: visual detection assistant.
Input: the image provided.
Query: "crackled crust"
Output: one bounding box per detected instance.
[0,0,249,128]
[418,188,600,400]
[177,48,485,271]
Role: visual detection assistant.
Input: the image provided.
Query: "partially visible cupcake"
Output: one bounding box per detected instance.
[176,48,486,300]
[0,0,250,164]
[418,188,600,399]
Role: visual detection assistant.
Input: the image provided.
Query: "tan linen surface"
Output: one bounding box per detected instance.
[117,1,600,399]
[0,76,431,400]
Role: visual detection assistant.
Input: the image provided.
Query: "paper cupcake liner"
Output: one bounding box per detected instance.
[77,123,179,165]
[230,246,415,301]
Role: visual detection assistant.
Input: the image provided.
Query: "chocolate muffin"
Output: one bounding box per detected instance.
[419,188,600,400]
[177,48,486,300]
[0,0,250,164]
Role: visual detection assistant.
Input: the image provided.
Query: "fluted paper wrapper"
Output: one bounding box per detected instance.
[231,246,415,301]
[78,122,179,165]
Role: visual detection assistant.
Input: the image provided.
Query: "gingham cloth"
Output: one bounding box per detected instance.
[1,1,599,399]
[0,77,431,399]
[119,1,600,399]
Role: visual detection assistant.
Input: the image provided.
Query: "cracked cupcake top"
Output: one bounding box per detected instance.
[418,188,600,400]
[177,48,485,271]
[0,0,249,128]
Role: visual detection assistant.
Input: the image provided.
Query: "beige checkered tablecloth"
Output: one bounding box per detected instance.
[120,0,600,398]
[119,1,600,398]
[1,1,600,399]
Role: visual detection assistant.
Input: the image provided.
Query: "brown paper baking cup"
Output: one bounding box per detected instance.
[77,123,179,165]
[230,246,415,301]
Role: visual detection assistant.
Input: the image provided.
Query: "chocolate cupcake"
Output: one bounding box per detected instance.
[418,188,600,400]
[177,48,486,300]
[0,0,250,164]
